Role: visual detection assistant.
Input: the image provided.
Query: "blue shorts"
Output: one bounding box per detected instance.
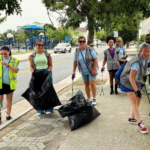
[82,74,97,82]
[120,84,134,92]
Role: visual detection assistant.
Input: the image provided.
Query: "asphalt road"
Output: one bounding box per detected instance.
[3,46,108,107]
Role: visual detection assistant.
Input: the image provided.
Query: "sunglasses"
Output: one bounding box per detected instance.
[79,41,86,43]
[0,53,7,55]
[90,45,94,47]
[37,44,44,47]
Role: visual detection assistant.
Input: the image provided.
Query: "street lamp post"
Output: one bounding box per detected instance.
[44,24,47,51]
[7,33,13,49]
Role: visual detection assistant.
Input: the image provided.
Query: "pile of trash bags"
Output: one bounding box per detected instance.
[22,71,61,110]
[58,90,100,131]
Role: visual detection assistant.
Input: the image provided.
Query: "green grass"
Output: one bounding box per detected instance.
[135,45,138,49]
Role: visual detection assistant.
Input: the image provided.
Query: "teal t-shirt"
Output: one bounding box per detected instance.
[34,53,48,70]
[2,57,19,85]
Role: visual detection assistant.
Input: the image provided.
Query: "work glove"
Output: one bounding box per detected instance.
[71,74,75,80]
[135,90,142,98]
[101,67,105,72]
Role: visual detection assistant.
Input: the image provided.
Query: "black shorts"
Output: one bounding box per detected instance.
[109,70,118,72]
[0,84,15,95]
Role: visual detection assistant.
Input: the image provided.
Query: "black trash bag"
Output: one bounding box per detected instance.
[58,90,87,118]
[68,105,100,131]
[22,71,61,110]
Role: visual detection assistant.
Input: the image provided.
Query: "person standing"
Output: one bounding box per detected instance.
[29,39,53,115]
[120,44,150,134]
[101,36,125,95]
[0,46,19,121]
[138,34,150,92]
[115,37,127,66]
[72,36,98,105]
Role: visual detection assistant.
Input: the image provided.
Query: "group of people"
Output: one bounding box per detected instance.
[101,35,150,134]
[0,35,150,134]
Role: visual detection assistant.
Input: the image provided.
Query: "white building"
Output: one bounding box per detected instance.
[139,17,150,38]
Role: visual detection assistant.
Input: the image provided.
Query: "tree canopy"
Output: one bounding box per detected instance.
[0,0,22,24]
[42,0,150,42]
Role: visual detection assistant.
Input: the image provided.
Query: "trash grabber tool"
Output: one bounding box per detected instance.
[100,71,104,96]
[0,101,3,113]
[71,75,75,97]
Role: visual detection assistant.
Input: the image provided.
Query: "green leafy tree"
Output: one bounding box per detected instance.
[42,0,150,42]
[1,29,16,41]
[45,24,56,30]
[118,28,137,46]
[0,0,22,24]
[140,34,146,44]
[55,28,72,41]
[95,30,107,41]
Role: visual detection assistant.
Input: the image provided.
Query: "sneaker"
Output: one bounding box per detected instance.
[138,121,148,134]
[87,99,92,103]
[110,91,114,95]
[128,118,138,124]
[45,111,51,115]
[92,99,97,106]
[115,91,119,95]
[36,110,44,116]
[37,112,44,116]
[6,116,12,121]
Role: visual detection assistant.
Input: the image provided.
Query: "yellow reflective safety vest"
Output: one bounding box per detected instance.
[0,55,19,90]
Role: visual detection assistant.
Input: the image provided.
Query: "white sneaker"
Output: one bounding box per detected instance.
[37,113,43,116]
[87,99,92,103]
[45,111,51,115]
[92,99,97,106]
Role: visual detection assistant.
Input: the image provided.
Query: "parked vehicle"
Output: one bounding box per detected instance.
[54,43,72,53]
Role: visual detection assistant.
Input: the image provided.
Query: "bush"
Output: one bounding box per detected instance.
[135,45,138,49]
[71,39,78,46]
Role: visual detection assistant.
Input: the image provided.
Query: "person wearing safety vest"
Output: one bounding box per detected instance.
[0,46,19,122]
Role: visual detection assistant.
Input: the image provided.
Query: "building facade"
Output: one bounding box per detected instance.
[139,17,150,37]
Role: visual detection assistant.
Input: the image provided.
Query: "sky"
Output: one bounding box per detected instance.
[0,0,59,33]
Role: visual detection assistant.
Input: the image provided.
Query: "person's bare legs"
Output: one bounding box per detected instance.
[6,92,14,117]
[84,81,90,99]
[127,92,141,123]
[89,80,96,99]
[0,95,3,118]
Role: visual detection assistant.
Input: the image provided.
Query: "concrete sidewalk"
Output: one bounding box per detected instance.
[0,60,150,150]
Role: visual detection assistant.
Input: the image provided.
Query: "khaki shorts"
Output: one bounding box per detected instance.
[145,67,150,76]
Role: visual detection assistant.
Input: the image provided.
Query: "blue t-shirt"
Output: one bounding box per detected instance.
[138,43,150,63]
[131,55,145,71]
[2,57,19,85]
[114,45,126,58]
[73,49,97,74]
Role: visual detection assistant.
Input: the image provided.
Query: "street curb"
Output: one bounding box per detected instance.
[13,51,54,62]
[0,80,77,130]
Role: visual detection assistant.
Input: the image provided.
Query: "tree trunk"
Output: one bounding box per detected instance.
[87,29,94,42]
[87,17,95,42]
